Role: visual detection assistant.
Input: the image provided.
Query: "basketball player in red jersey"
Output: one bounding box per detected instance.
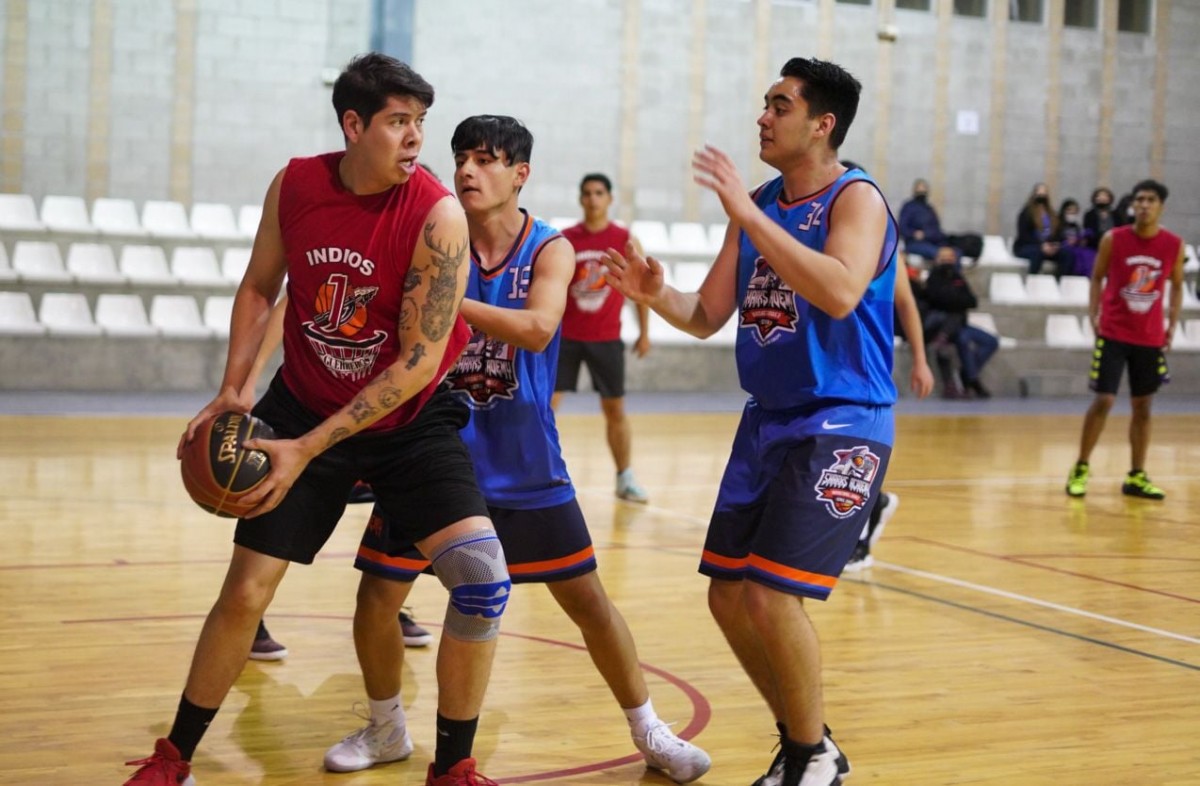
[122,54,509,786]
[551,173,652,503]
[1065,179,1184,500]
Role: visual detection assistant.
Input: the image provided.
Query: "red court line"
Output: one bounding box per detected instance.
[63,612,712,784]
[892,535,1200,605]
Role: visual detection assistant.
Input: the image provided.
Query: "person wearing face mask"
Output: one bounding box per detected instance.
[1014,183,1071,277]
[1056,198,1094,277]
[897,178,983,264]
[1083,187,1116,251]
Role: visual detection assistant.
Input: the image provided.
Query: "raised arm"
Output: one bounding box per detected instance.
[458,236,575,352]
[240,196,471,516]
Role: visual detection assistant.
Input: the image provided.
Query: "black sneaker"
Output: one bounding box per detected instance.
[752,729,848,786]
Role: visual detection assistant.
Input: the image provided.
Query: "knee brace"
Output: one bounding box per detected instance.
[429,530,511,641]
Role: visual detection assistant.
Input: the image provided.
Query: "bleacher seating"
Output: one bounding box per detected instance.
[150,295,212,338]
[203,295,234,337]
[673,261,709,291]
[1058,275,1090,306]
[66,243,125,284]
[668,222,713,257]
[967,312,1018,349]
[190,202,243,241]
[1024,274,1062,305]
[988,272,1028,305]
[0,193,46,232]
[237,205,263,239]
[630,220,672,257]
[91,198,147,237]
[119,245,176,285]
[221,247,252,283]
[707,223,727,252]
[1045,314,1088,348]
[547,216,576,230]
[0,244,16,281]
[141,199,196,240]
[95,293,157,336]
[12,241,71,283]
[39,292,102,336]
[40,195,96,235]
[0,292,45,335]
[1184,244,1198,274]
[977,235,1020,268]
[171,246,226,287]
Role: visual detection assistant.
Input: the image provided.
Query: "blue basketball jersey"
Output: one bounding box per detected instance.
[444,211,574,509]
[734,169,898,411]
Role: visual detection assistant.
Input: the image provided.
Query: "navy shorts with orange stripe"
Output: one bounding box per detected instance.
[699,401,893,600]
[356,498,596,584]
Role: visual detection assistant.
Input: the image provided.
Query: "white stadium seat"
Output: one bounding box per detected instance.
[190,202,243,241]
[1058,275,1090,306]
[630,220,672,257]
[1183,244,1198,274]
[119,245,176,285]
[40,195,96,235]
[708,223,729,253]
[0,292,46,335]
[12,241,71,283]
[673,261,709,291]
[151,295,212,338]
[95,293,157,337]
[0,244,17,281]
[547,216,576,231]
[91,197,147,237]
[171,246,227,286]
[668,222,712,257]
[977,235,1017,267]
[0,193,46,232]
[237,205,263,239]
[203,296,234,338]
[67,243,125,284]
[1045,314,1088,348]
[988,272,1028,305]
[39,292,103,336]
[221,247,252,283]
[966,311,1017,349]
[141,199,196,240]
[1024,274,1062,305]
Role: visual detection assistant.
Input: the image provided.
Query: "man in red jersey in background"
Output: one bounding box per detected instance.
[552,173,652,503]
[122,53,508,786]
[1065,178,1184,500]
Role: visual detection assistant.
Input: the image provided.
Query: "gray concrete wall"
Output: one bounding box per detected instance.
[1,0,1197,230]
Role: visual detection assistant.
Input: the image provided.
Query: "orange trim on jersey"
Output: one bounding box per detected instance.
[475,211,533,280]
[700,550,749,571]
[357,545,430,572]
[508,545,595,575]
[746,553,837,589]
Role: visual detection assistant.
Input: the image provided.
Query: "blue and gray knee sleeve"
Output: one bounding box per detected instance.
[429,529,511,641]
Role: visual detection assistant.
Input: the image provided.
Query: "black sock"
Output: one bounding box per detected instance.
[434,713,478,776]
[167,694,219,761]
[781,734,822,760]
[256,620,269,640]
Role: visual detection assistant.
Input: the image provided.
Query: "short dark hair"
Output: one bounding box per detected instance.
[779,58,861,150]
[451,115,533,165]
[580,173,613,193]
[332,53,434,132]
[1132,179,1168,202]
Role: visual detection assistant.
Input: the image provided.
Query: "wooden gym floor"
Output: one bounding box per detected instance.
[0,406,1196,785]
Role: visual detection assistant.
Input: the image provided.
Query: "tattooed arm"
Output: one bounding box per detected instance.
[240,196,471,516]
[458,236,574,353]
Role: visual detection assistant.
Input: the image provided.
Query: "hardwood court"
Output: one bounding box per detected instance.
[0,409,1197,785]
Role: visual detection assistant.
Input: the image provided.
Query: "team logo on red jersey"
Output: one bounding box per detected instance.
[569,253,613,314]
[302,273,387,381]
[446,328,519,409]
[1119,256,1163,314]
[814,445,880,518]
[741,257,798,345]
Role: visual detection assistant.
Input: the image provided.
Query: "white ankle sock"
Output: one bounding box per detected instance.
[369,695,405,726]
[624,699,658,736]
[617,468,635,486]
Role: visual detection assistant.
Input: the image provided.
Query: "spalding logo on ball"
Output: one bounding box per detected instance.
[180,411,276,518]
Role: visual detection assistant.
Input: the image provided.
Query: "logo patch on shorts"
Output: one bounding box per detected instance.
[814,445,881,518]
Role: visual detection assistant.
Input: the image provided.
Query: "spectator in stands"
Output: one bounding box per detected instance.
[897,178,983,264]
[1113,190,1136,227]
[1014,182,1070,277]
[1083,187,1116,250]
[1057,198,1093,277]
[922,245,997,398]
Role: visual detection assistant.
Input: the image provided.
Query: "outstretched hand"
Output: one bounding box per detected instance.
[603,241,666,307]
[692,144,756,225]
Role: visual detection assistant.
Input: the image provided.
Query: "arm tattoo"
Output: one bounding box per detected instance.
[349,396,379,424]
[405,343,427,370]
[403,267,421,292]
[378,386,403,408]
[399,296,418,330]
[420,221,467,341]
[325,428,350,449]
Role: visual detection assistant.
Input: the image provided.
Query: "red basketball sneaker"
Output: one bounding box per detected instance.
[425,758,496,786]
[123,738,195,785]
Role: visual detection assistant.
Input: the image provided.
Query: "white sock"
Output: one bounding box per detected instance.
[624,699,658,736]
[617,468,635,486]
[369,695,405,726]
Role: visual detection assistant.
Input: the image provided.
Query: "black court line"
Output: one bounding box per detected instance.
[860,578,1200,673]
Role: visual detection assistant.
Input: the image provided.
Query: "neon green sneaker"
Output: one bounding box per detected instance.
[1122,470,1165,500]
[1065,462,1089,497]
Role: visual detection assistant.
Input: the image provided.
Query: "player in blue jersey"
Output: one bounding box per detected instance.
[322,115,711,783]
[605,59,897,786]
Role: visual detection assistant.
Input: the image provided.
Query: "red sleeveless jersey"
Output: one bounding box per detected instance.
[560,221,631,342]
[277,153,470,431]
[1099,225,1181,347]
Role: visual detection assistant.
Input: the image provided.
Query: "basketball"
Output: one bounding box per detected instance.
[180,411,276,518]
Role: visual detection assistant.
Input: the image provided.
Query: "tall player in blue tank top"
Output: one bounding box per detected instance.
[605,59,896,786]
[326,116,711,783]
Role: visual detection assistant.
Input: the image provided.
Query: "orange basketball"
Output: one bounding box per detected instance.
[315,283,366,337]
[180,411,275,518]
